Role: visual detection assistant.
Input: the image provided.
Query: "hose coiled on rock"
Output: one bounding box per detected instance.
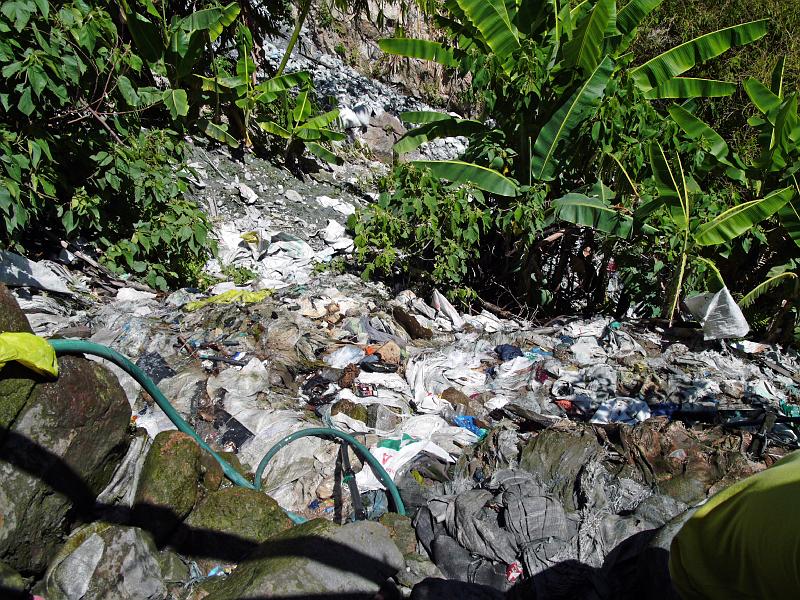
[49,340,405,521]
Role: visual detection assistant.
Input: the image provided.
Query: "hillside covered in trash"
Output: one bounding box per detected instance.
[3,139,800,597]
[3,0,800,599]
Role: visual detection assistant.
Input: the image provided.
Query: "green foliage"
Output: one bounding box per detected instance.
[380,0,766,193]
[220,263,257,286]
[633,0,800,149]
[0,0,213,289]
[352,164,491,291]
[257,83,344,164]
[359,1,800,336]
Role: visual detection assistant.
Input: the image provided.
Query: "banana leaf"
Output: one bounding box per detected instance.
[531,55,614,181]
[258,121,291,139]
[394,118,487,154]
[516,0,550,36]
[771,56,786,99]
[649,142,690,230]
[400,111,451,124]
[307,142,342,165]
[378,38,459,67]
[668,105,734,167]
[739,272,797,308]
[744,78,782,119]
[779,192,800,248]
[553,193,635,238]
[293,87,312,124]
[295,126,346,141]
[257,71,311,93]
[631,20,768,93]
[455,0,520,67]
[694,187,793,246]
[756,95,798,172]
[411,160,518,196]
[299,109,340,130]
[123,10,162,63]
[563,0,615,75]
[177,3,240,42]
[617,0,662,36]
[644,77,736,99]
[199,119,239,148]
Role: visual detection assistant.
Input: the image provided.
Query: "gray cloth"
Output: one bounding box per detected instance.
[445,489,519,564]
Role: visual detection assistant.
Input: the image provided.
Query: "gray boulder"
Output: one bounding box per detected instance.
[201,518,404,599]
[0,286,131,574]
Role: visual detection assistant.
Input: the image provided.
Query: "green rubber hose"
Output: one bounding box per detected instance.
[48,339,405,520]
[255,428,405,516]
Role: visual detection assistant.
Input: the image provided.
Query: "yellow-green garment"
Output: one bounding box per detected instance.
[669,450,800,599]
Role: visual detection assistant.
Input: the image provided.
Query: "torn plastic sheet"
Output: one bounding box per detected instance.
[337,387,411,414]
[0,250,74,295]
[406,349,489,410]
[685,287,749,340]
[570,337,607,366]
[431,289,465,330]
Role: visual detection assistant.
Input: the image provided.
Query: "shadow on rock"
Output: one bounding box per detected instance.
[0,430,410,599]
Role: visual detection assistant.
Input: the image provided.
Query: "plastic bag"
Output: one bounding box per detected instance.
[0,332,59,377]
[184,289,272,312]
[355,433,453,491]
[684,287,749,340]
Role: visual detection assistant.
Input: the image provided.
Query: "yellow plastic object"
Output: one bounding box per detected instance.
[669,450,800,598]
[0,332,59,377]
[184,289,272,312]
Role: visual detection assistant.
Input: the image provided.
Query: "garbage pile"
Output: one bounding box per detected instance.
[6,245,800,595]
[3,125,800,595]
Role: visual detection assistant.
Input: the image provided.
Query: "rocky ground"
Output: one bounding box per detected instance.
[2,23,800,600]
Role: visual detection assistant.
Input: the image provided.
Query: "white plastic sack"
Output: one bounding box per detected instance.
[431,289,465,330]
[684,287,750,340]
[355,434,453,491]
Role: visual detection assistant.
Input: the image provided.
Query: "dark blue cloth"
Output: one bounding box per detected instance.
[495,344,523,361]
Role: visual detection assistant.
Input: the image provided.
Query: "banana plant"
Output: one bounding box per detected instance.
[377,0,768,193]
[739,259,800,341]
[645,142,793,324]
[195,24,312,148]
[120,0,240,90]
[257,85,345,165]
[740,260,799,309]
[668,57,800,249]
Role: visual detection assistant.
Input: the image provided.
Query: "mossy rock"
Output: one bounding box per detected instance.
[133,431,202,542]
[183,487,292,562]
[0,286,35,434]
[379,513,417,556]
[201,519,404,599]
[200,450,248,492]
[0,355,131,574]
[0,560,25,594]
[0,284,32,334]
